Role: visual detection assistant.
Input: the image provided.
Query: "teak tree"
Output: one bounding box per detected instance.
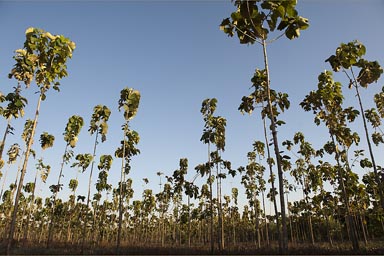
[69,152,93,242]
[195,98,234,252]
[115,87,140,253]
[0,85,27,168]
[195,98,217,254]
[25,132,54,242]
[82,104,111,251]
[220,1,308,251]
[326,41,384,210]
[7,27,75,254]
[93,154,113,241]
[301,71,360,250]
[0,143,21,200]
[241,151,265,248]
[239,69,290,249]
[47,115,84,246]
[283,132,318,245]
[184,172,200,248]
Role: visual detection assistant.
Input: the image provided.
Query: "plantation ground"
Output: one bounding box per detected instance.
[1,241,384,255]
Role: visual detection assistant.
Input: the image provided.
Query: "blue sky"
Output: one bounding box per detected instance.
[0,1,383,212]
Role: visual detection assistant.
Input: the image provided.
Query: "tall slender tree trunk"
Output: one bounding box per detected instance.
[230,206,236,247]
[0,118,11,161]
[23,169,38,243]
[362,214,369,243]
[302,176,315,245]
[325,215,333,247]
[81,132,99,253]
[354,84,384,210]
[254,203,261,249]
[207,144,214,254]
[0,164,11,200]
[261,39,288,252]
[308,215,315,244]
[262,190,269,247]
[188,195,191,248]
[216,163,224,251]
[286,192,294,245]
[262,101,281,251]
[358,213,368,246]
[0,156,23,240]
[7,94,42,255]
[161,198,165,247]
[117,123,127,253]
[47,143,69,247]
[330,135,359,250]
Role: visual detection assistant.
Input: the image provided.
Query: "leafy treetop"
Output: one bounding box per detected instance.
[9,27,76,99]
[220,0,309,44]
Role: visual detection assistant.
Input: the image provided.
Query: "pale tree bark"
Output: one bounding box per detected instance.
[7,95,42,254]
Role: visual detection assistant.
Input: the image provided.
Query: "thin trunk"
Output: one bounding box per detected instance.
[338,218,344,243]
[208,143,214,254]
[19,198,28,242]
[0,118,11,161]
[67,218,72,243]
[262,190,269,247]
[363,214,369,240]
[10,153,24,204]
[355,214,362,241]
[308,215,315,244]
[303,219,307,241]
[359,213,368,246]
[289,215,295,244]
[325,215,333,247]
[261,103,281,250]
[67,180,78,244]
[232,208,236,246]
[381,218,384,234]
[47,143,69,247]
[0,164,11,200]
[216,162,224,251]
[255,205,260,249]
[353,78,384,210]
[92,199,100,246]
[81,131,99,252]
[188,195,191,248]
[23,169,38,243]
[302,176,315,245]
[296,219,301,242]
[117,123,127,253]
[262,39,288,252]
[286,192,294,245]
[179,220,182,246]
[7,94,42,255]
[330,135,359,250]
[161,202,165,247]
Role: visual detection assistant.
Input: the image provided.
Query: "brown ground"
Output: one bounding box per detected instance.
[1,240,384,255]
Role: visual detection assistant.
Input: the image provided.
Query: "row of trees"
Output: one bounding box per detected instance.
[0,1,383,254]
[220,0,383,253]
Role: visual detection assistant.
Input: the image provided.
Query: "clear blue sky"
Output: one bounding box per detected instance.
[0,1,383,211]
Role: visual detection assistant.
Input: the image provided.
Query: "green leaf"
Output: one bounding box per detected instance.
[25,27,34,35]
[276,5,285,17]
[267,18,277,32]
[372,132,384,146]
[231,11,242,22]
[360,158,373,169]
[282,155,291,160]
